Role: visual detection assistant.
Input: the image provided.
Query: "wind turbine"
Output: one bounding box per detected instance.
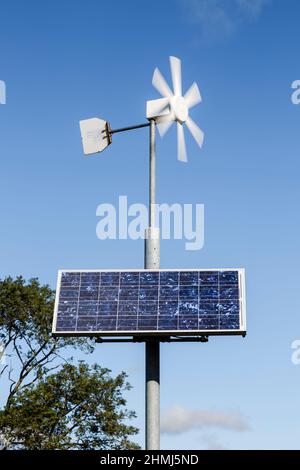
[79,56,204,163]
[79,56,204,451]
[146,56,204,162]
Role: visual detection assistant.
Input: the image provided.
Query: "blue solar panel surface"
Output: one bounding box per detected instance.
[53,270,245,335]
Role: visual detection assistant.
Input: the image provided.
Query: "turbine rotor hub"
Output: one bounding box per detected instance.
[171,96,188,124]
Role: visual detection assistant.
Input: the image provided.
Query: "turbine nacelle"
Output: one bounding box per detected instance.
[146,95,188,125]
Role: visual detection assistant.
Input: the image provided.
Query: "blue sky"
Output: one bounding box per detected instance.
[1,0,300,449]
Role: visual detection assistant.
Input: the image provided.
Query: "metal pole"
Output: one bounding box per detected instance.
[149,118,156,228]
[145,340,160,449]
[145,119,160,450]
[111,122,150,135]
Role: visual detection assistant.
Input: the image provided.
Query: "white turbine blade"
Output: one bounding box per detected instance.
[170,56,182,96]
[184,82,202,109]
[177,123,187,162]
[186,116,204,148]
[152,67,173,98]
[156,113,174,137]
[146,98,170,119]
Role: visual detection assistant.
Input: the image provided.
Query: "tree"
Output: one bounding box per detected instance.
[0,363,139,449]
[0,277,139,449]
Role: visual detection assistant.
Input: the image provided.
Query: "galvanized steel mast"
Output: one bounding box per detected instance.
[144,118,160,450]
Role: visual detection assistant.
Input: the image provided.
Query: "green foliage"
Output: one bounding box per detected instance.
[0,276,93,407]
[0,275,93,352]
[0,363,139,449]
[0,277,139,449]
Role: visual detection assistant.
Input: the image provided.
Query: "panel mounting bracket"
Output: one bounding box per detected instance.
[94,335,209,344]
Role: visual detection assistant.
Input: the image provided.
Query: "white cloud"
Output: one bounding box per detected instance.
[180,0,272,41]
[201,433,228,450]
[161,405,250,434]
[236,0,271,18]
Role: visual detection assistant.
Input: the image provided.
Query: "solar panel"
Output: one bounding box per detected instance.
[52,269,246,337]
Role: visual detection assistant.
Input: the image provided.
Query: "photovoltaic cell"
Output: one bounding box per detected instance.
[53,269,246,336]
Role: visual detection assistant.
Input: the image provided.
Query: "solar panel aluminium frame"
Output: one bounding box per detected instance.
[52,268,246,338]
